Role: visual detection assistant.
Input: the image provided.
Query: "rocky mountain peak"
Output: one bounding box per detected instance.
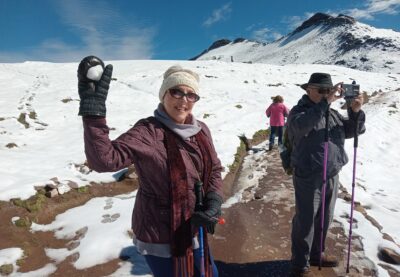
[293,12,356,34]
[192,12,399,73]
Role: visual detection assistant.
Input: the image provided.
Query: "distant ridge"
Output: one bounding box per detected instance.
[193,13,400,73]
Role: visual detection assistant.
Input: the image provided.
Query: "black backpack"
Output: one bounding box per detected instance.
[279,126,293,175]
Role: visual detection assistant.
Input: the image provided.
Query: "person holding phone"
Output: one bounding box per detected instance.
[287,73,365,277]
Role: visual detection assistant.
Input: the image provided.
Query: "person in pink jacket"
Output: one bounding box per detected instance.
[265,95,290,150]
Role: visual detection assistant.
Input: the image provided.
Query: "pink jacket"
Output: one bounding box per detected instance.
[266,103,290,126]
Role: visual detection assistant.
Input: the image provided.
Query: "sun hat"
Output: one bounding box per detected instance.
[301,73,333,90]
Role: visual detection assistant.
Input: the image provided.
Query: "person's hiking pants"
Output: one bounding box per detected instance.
[144,247,219,277]
[269,126,283,146]
[290,172,339,270]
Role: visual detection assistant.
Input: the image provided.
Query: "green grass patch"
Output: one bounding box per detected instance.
[0,264,13,275]
[252,129,269,142]
[77,186,89,193]
[11,193,46,213]
[228,140,246,172]
[14,217,32,228]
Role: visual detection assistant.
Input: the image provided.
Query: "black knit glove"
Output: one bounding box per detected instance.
[191,191,223,234]
[77,56,113,117]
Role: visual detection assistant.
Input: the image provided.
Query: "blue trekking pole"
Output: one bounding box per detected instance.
[346,112,360,273]
[194,181,205,277]
[319,107,330,270]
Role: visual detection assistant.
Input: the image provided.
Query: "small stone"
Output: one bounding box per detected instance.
[57,184,71,195]
[66,181,79,189]
[50,177,60,184]
[45,188,58,198]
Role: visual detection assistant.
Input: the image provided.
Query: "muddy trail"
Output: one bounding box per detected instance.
[0,145,398,276]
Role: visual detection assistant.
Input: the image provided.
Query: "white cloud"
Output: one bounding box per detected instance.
[203,3,232,27]
[281,0,399,33]
[0,0,155,63]
[251,27,282,42]
[281,15,308,31]
[343,0,400,20]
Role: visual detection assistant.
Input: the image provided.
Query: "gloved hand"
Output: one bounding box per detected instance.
[191,191,223,234]
[77,55,113,117]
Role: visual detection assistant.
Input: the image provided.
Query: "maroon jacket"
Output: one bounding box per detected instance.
[83,116,223,243]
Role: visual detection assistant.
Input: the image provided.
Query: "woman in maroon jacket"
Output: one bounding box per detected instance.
[77,56,223,277]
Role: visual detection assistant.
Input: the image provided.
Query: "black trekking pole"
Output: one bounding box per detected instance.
[346,113,360,273]
[194,181,206,277]
[319,107,330,270]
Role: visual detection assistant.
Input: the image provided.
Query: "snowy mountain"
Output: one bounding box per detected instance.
[193,13,400,73]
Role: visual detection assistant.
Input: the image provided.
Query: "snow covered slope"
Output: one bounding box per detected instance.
[194,13,400,73]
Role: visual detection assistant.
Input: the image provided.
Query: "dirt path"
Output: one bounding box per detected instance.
[209,148,376,277]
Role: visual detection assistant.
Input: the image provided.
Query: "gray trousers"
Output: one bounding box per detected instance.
[291,171,339,270]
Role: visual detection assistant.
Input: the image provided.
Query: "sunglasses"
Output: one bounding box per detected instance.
[168,88,200,102]
[309,86,332,95]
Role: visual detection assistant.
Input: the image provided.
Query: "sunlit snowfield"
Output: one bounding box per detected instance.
[0,60,399,276]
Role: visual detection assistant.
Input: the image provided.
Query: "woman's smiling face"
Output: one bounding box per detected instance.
[162,85,198,124]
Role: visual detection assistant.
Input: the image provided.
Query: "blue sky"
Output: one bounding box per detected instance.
[0,0,399,63]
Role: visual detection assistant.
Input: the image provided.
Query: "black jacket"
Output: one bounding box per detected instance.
[287,95,366,178]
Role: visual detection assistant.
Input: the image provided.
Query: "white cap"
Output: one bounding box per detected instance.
[159,65,200,102]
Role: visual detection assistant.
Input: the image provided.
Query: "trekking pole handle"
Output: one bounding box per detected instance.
[195,181,225,224]
[354,113,360,148]
[324,106,330,142]
[194,181,204,211]
[211,217,226,225]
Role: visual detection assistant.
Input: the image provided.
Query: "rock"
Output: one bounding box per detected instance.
[5,143,18,148]
[379,247,400,265]
[45,188,58,198]
[50,177,60,184]
[57,184,71,195]
[44,183,57,189]
[66,180,79,189]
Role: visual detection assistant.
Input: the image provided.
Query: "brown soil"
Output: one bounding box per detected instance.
[0,178,137,276]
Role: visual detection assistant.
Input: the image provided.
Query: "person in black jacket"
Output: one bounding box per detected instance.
[287,73,365,277]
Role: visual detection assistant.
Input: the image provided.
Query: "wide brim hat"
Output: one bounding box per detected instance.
[301,73,333,90]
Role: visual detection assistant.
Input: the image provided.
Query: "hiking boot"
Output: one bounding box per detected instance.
[309,255,338,267]
[289,267,315,277]
[268,144,273,151]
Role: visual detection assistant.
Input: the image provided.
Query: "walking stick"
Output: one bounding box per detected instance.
[194,181,206,277]
[319,107,330,270]
[346,113,360,273]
